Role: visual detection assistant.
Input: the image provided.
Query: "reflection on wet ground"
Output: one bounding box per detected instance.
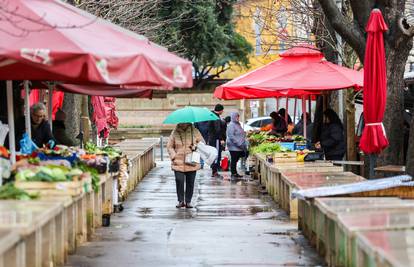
[66,161,324,267]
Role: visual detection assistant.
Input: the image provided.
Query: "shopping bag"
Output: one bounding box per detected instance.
[19,133,38,155]
[185,151,201,166]
[220,156,229,171]
[196,142,218,166]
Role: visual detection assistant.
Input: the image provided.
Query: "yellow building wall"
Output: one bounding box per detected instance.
[217,0,294,79]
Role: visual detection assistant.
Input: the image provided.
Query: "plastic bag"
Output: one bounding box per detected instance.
[197,142,218,166]
[19,133,38,155]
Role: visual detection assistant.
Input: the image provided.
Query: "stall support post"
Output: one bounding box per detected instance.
[47,83,53,131]
[285,96,289,123]
[24,81,32,139]
[302,96,307,140]
[7,81,16,164]
[293,98,297,124]
[308,95,312,121]
[160,136,164,161]
[275,98,279,111]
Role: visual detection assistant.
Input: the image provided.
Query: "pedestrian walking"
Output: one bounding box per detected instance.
[315,109,345,160]
[208,104,226,178]
[167,123,204,208]
[226,112,247,180]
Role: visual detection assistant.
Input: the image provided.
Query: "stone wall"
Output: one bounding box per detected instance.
[116,92,241,126]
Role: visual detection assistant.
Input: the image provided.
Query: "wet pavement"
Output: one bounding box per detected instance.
[66,161,324,267]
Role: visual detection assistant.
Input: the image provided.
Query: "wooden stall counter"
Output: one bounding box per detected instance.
[356,229,414,267]
[0,201,64,267]
[0,230,23,267]
[299,197,414,267]
[280,172,364,220]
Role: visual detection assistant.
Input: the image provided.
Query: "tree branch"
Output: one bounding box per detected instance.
[317,0,366,61]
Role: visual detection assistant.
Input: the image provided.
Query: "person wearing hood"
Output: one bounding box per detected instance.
[315,109,345,160]
[167,123,204,209]
[226,112,247,180]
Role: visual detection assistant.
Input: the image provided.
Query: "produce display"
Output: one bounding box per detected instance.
[15,165,85,182]
[85,142,121,159]
[0,183,38,200]
[250,143,291,154]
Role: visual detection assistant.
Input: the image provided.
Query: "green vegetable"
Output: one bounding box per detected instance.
[0,183,38,200]
[74,162,100,192]
[250,142,291,154]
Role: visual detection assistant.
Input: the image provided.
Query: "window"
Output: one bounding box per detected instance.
[261,119,272,126]
[250,120,262,127]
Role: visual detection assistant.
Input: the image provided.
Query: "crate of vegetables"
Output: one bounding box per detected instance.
[14,165,92,196]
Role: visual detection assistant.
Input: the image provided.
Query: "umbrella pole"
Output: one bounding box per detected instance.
[369,154,377,179]
[293,98,297,124]
[302,96,307,140]
[23,81,31,139]
[276,98,279,111]
[7,81,16,164]
[285,96,289,123]
[47,83,53,131]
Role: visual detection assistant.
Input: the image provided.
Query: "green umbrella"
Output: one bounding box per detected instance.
[163,106,219,124]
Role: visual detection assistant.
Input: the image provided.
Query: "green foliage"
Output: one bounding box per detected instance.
[155,0,252,86]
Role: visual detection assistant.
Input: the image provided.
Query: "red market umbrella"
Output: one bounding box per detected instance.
[214,46,363,100]
[0,0,193,89]
[359,9,389,154]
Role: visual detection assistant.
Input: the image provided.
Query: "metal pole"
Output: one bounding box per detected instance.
[47,83,53,131]
[336,0,344,121]
[302,96,307,140]
[308,95,312,122]
[23,81,31,139]
[285,96,289,123]
[160,136,164,161]
[276,97,279,111]
[293,98,297,124]
[7,81,16,164]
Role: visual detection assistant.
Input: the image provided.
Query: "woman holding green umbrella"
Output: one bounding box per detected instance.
[165,107,218,208]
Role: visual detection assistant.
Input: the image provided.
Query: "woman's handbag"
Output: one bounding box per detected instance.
[185,151,201,166]
[183,126,201,166]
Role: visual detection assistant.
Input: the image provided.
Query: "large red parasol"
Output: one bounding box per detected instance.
[214,46,363,100]
[0,0,192,88]
[359,9,389,154]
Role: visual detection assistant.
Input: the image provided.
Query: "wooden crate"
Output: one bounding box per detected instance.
[15,176,92,197]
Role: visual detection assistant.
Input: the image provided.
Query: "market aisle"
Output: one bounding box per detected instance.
[66,161,323,267]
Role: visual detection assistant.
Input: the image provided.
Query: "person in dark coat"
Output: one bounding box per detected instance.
[208,104,225,178]
[293,112,311,136]
[53,109,76,146]
[16,103,55,149]
[278,108,293,124]
[268,111,287,136]
[315,109,345,160]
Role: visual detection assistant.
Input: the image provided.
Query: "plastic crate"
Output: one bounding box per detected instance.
[279,142,295,151]
[295,142,308,150]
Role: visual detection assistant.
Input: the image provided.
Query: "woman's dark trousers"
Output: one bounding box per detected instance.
[174,171,196,203]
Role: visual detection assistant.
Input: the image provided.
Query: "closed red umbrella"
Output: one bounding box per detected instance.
[0,0,193,88]
[359,9,389,154]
